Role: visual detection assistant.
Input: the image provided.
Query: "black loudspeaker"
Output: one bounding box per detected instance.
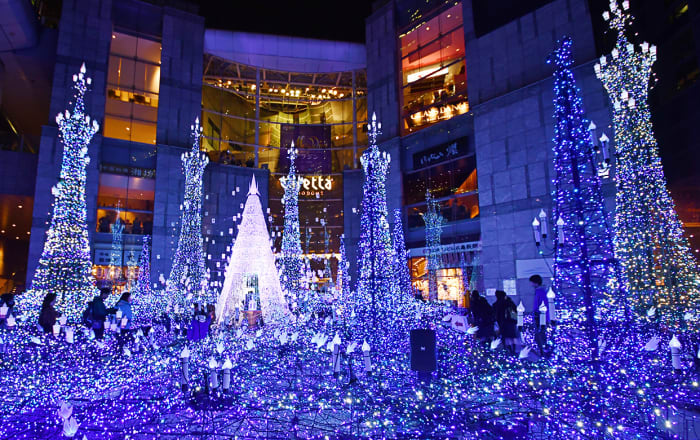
[410,329,437,372]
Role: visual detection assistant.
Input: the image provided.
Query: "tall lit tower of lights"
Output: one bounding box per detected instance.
[594,0,699,327]
[166,118,210,309]
[23,63,99,323]
[424,190,444,301]
[356,113,399,327]
[108,202,124,282]
[279,142,304,309]
[546,37,626,361]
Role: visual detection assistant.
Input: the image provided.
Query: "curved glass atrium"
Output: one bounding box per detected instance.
[201,54,368,267]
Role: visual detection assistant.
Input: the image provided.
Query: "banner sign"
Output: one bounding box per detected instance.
[412,137,469,169]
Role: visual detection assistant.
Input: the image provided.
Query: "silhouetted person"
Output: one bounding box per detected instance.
[89,288,112,340]
[493,290,518,353]
[39,293,58,334]
[469,290,495,341]
[530,274,549,355]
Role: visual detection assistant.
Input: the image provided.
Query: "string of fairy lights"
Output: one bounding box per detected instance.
[3,1,700,437]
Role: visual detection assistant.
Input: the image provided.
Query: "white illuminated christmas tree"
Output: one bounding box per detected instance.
[595,0,699,327]
[216,176,290,324]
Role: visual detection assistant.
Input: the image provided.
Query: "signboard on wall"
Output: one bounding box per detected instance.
[412,136,469,169]
[279,124,332,174]
[100,163,156,178]
[515,258,553,279]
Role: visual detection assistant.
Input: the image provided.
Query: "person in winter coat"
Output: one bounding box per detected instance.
[530,274,549,355]
[187,303,210,341]
[469,290,495,341]
[38,293,58,334]
[116,291,134,329]
[90,287,112,340]
[492,290,518,353]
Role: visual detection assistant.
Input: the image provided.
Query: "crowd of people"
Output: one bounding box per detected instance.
[25,273,554,358]
[465,274,551,356]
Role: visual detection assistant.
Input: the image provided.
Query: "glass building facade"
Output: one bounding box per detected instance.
[201,55,368,274]
[398,2,469,135]
[104,31,161,145]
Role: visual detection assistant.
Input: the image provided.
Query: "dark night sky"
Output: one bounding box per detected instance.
[197,0,375,43]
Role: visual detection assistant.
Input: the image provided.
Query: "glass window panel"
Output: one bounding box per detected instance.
[130,144,157,169]
[105,98,132,119]
[400,30,418,59]
[132,62,161,93]
[110,33,138,58]
[404,169,429,205]
[331,124,353,148]
[202,86,222,113]
[355,97,367,123]
[132,102,158,123]
[107,56,121,86]
[259,147,281,173]
[439,4,463,33]
[218,141,255,167]
[357,123,368,146]
[136,38,161,64]
[417,15,440,47]
[125,213,153,235]
[399,9,467,135]
[452,156,477,194]
[429,163,452,199]
[202,111,223,145]
[220,87,256,119]
[145,65,161,93]
[258,122,280,148]
[407,204,427,229]
[105,33,161,144]
[453,193,480,220]
[113,57,136,89]
[103,116,131,142]
[126,176,155,211]
[220,115,256,146]
[130,120,157,145]
[332,148,355,172]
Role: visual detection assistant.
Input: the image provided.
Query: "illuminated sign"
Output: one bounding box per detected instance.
[413,137,469,168]
[408,100,469,128]
[280,175,333,197]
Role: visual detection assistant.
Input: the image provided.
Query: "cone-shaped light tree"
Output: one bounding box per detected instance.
[548,36,626,361]
[23,63,100,323]
[424,190,443,301]
[108,203,124,282]
[356,113,399,328]
[132,235,160,324]
[166,118,210,310]
[392,208,412,297]
[594,0,699,327]
[279,142,304,309]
